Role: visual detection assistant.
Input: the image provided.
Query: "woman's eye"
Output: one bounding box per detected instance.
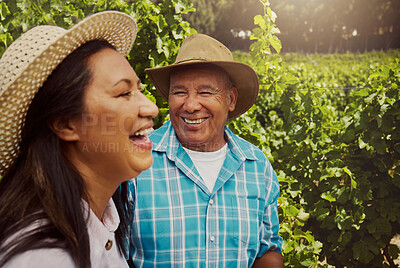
[119,91,132,97]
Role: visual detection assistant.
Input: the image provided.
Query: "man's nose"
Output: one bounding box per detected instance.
[183,93,201,112]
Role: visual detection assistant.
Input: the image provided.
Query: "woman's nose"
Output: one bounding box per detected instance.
[140,94,159,118]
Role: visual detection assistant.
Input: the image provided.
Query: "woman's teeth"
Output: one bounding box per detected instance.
[184,118,205,124]
[133,127,153,136]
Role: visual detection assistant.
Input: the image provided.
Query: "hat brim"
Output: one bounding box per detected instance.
[145,60,259,120]
[0,11,137,175]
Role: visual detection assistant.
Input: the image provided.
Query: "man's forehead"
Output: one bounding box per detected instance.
[170,64,229,82]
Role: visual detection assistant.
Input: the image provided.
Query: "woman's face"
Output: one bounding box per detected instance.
[69,48,158,185]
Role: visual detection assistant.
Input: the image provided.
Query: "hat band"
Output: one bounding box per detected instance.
[175,58,208,64]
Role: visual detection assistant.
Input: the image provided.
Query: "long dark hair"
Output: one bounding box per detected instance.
[0,39,132,267]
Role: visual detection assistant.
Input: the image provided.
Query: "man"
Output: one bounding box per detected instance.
[129,34,283,267]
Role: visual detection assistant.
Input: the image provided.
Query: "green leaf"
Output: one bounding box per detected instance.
[269,35,281,54]
[297,208,310,221]
[174,2,185,14]
[353,241,374,263]
[388,244,400,260]
[343,167,357,190]
[321,192,336,202]
[254,15,265,30]
[369,72,382,79]
[0,2,11,20]
[286,205,299,217]
[266,7,277,23]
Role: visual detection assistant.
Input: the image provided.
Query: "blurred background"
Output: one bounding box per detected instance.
[183,0,400,53]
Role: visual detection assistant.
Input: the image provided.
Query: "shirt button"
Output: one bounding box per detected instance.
[209,199,214,205]
[210,235,215,242]
[105,240,113,250]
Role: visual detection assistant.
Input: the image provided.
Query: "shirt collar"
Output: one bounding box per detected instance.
[152,120,259,162]
[83,199,120,257]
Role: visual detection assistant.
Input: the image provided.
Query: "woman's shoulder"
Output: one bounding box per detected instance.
[2,247,75,268]
[1,216,74,268]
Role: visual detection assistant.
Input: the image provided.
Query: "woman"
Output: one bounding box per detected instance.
[0,11,158,267]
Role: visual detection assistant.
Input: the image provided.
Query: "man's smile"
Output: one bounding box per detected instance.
[182,117,207,124]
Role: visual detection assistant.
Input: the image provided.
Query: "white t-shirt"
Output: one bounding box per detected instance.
[3,199,128,268]
[183,144,228,192]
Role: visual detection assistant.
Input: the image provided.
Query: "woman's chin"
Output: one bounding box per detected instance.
[127,156,153,178]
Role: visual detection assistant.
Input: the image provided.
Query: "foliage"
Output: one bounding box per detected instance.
[183,0,263,50]
[230,0,400,266]
[233,45,400,266]
[0,0,196,127]
[279,53,400,267]
[229,1,323,267]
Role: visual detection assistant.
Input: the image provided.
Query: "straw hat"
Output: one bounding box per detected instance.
[0,11,137,175]
[145,33,259,120]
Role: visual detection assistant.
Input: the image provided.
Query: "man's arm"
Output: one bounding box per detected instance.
[252,250,284,268]
[255,165,283,267]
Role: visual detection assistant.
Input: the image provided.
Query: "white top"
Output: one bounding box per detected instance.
[3,199,128,268]
[183,144,228,192]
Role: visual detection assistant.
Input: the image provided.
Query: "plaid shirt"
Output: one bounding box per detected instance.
[129,121,282,267]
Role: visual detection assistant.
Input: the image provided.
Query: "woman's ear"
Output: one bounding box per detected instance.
[49,117,81,142]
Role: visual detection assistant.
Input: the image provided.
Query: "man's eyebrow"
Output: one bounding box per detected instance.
[198,85,217,89]
[170,85,187,90]
[197,85,221,91]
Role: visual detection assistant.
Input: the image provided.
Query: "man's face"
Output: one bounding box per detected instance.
[168,64,237,152]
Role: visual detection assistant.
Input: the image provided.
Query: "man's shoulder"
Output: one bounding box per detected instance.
[148,121,172,146]
[226,128,267,160]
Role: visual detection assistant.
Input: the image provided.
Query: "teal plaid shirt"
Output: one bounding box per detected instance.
[129,121,282,267]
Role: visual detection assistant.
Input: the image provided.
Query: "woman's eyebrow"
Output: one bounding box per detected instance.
[113,77,141,88]
[113,78,131,87]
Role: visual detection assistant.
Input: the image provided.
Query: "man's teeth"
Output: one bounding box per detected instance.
[184,118,205,124]
[133,127,153,136]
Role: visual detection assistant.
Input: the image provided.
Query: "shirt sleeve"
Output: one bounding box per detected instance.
[258,167,283,257]
[3,248,75,268]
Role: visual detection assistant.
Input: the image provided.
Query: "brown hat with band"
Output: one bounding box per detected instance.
[0,11,137,175]
[145,33,259,120]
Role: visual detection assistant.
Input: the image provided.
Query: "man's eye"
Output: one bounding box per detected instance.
[171,91,186,95]
[199,91,212,95]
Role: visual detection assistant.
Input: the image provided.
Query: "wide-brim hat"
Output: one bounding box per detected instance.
[145,33,259,121]
[0,11,137,175]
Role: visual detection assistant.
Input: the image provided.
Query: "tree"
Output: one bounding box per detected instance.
[183,0,263,50]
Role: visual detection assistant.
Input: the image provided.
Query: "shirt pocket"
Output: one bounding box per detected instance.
[229,196,261,246]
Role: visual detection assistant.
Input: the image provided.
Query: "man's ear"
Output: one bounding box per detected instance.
[49,117,81,142]
[228,86,238,112]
